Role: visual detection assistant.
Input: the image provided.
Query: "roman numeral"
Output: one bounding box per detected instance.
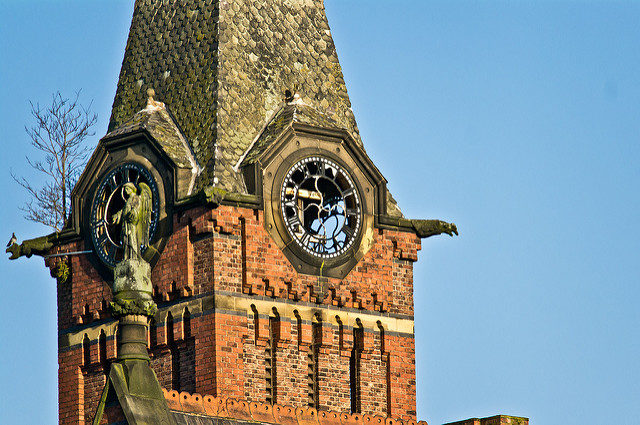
[287,214,300,227]
[97,232,109,248]
[107,174,119,191]
[300,232,312,246]
[342,187,354,198]
[312,241,325,254]
[92,218,107,228]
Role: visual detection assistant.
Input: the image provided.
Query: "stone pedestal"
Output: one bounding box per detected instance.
[111,258,157,360]
[111,258,157,318]
[117,314,150,361]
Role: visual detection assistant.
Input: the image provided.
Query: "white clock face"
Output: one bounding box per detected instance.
[280,156,361,259]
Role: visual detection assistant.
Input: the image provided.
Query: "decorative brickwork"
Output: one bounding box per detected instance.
[58,347,84,425]
[162,389,429,425]
[82,369,106,424]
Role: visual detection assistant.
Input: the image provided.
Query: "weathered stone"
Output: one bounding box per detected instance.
[111,258,156,317]
[113,258,153,294]
[6,234,53,259]
[411,219,459,239]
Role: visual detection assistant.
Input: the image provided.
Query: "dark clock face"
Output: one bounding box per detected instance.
[280,156,361,259]
[90,163,159,267]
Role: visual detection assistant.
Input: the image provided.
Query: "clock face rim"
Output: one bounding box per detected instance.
[279,155,363,261]
[89,162,160,267]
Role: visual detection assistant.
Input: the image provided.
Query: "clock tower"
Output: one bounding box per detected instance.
[4,1,532,425]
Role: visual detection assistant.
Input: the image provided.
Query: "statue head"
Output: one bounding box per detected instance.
[122,182,137,198]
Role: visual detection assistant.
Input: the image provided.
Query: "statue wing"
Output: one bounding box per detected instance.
[138,183,153,247]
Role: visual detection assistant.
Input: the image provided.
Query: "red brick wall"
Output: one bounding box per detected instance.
[388,334,417,418]
[213,311,248,399]
[56,204,420,423]
[183,206,421,317]
[273,319,308,407]
[83,369,107,424]
[243,310,267,400]
[361,330,388,414]
[193,312,217,395]
[317,321,351,412]
[58,347,84,425]
[151,345,173,390]
[50,240,112,331]
[151,213,194,299]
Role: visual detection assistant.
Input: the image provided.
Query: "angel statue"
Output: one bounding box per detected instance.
[111,182,152,261]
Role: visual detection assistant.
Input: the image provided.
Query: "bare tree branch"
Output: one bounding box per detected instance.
[12,91,97,231]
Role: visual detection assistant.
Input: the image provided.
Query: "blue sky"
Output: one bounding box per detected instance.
[1,1,639,424]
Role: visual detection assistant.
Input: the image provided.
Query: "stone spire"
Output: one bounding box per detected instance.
[109,0,360,194]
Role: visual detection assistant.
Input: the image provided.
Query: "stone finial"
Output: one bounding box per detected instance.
[284,90,305,106]
[284,89,294,103]
[145,88,165,110]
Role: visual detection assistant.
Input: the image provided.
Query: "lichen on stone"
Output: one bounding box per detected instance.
[110,298,158,317]
[411,219,459,238]
[50,258,70,285]
[6,234,54,260]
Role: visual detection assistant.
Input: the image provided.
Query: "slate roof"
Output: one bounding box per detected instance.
[234,98,403,218]
[109,0,361,194]
[171,412,265,425]
[106,96,200,171]
[238,97,342,167]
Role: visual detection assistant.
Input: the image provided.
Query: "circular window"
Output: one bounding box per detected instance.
[90,163,160,267]
[280,156,361,259]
